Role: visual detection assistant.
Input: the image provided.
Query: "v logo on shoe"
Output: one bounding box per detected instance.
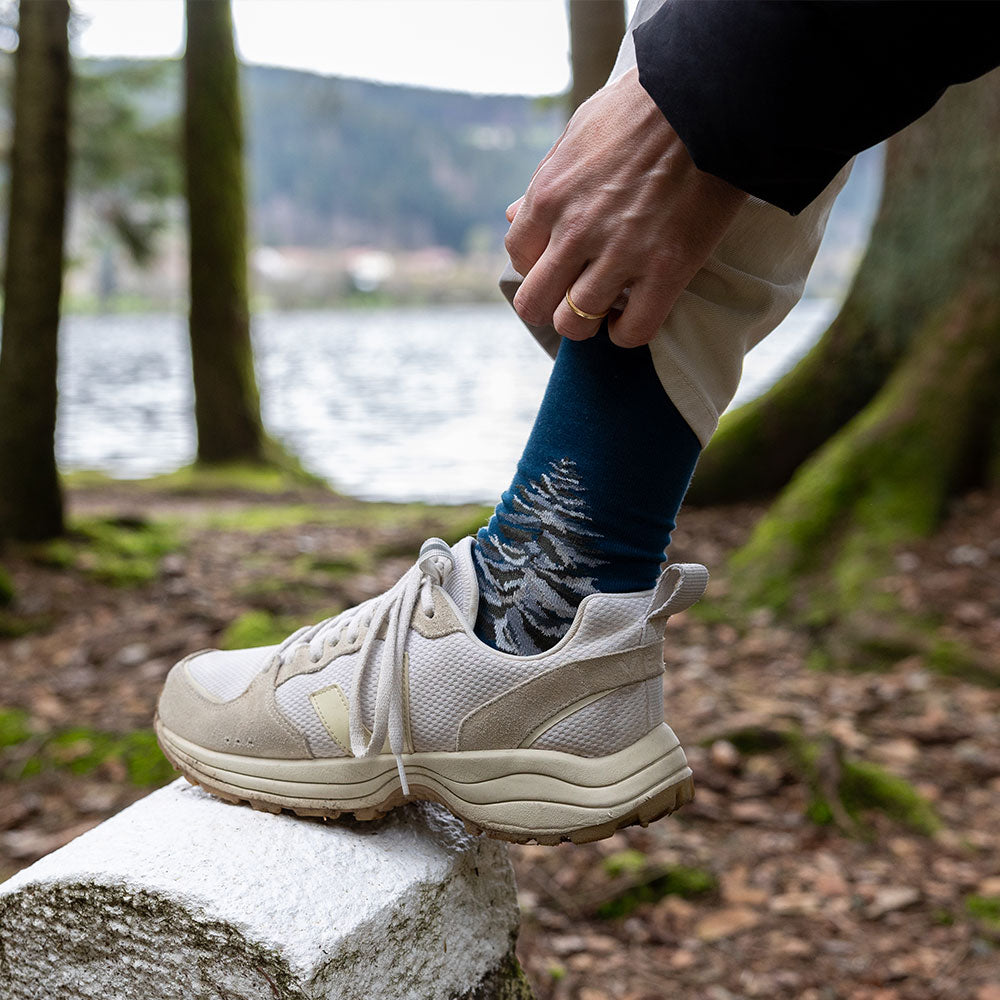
[309,683,393,756]
[309,651,415,756]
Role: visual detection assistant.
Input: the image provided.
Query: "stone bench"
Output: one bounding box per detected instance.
[0,779,533,999]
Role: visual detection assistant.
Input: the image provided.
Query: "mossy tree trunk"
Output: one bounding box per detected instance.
[0,0,71,542]
[689,70,1000,505]
[569,0,625,113]
[716,71,1000,668]
[184,0,265,464]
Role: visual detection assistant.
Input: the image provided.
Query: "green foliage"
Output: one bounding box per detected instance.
[220,610,300,650]
[596,865,716,919]
[72,60,181,265]
[32,516,179,586]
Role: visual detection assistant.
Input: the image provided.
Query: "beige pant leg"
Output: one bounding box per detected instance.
[500,0,851,447]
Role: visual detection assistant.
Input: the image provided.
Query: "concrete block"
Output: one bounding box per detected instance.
[0,779,532,999]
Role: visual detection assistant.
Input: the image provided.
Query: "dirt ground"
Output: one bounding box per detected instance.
[1,483,999,1000]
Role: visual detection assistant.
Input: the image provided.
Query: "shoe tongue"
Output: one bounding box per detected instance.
[442,536,480,627]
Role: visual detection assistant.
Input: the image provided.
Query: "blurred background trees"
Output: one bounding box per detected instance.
[73,60,180,307]
[183,0,264,465]
[568,0,625,113]
[0,0,71,541]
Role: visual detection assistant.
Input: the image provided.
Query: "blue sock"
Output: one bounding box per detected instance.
[473,328,701,655]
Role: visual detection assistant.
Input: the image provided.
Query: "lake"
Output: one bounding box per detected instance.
[57,299,836,504]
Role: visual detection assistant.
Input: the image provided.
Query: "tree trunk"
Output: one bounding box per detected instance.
[184,0,265,464]
[719,70,1000,670]
[688,70,1000,505]
[0,0,71,542]
[569,0,625,113]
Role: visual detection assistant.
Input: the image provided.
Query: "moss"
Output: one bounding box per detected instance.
[839,760,940,835]
[686,599,743,628]
[718,725,789,755]
[0,566,14,607]
[791,736,939,836]
[237,576,336,609]
[0,882,308,998]
[601,849,648,878]
[804,648,835,673]
[220,610,301,650]
[142,454,327,495]
[31,516,180,587]
[928,638,1000,687]
[5,724,174,787]
[60,468,119,489]
[714,726,939,835]
[295,553,365,579]
[966,895,1000,929]
[728,284,1000,641]
[194,500,491,541]
[458,944,536,1000]
[0,610,52,639]
[41,727,175,786]
[595,865,716,919]
[0,709,31,750]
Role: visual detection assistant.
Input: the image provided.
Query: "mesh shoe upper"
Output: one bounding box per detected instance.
[158,537,707,771]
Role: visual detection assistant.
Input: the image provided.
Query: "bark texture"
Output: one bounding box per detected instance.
[0,0,71,542]
[723,71,1000,665]
[184,0,264,464]
[569,0,626,113]
[689,70,1000,505]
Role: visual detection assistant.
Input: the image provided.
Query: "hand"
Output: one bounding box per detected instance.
[505,68,748,347]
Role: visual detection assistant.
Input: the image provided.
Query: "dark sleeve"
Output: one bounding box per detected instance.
[633,0,1000,214]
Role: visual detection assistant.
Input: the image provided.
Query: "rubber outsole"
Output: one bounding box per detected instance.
[154,718,695,846]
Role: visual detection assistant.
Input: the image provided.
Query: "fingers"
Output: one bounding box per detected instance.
[552,264,627,340]
[503,127,568,268]
[513,240,589,328]
[505,197,524,222]
[606,276,679,348]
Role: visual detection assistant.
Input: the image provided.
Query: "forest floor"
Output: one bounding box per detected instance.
[1,477,999,1000]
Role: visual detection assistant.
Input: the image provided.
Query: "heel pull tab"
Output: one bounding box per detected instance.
[646,564,709,629]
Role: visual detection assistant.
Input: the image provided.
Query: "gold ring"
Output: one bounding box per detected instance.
[565,289,609,321]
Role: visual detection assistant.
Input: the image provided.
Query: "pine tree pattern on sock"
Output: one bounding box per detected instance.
[472,330,702,657]
[474,458,603,655]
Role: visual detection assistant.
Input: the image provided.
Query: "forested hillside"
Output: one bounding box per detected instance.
[63,59,564,253]
[244,66,565,251]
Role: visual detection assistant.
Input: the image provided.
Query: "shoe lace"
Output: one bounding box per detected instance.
[275,538,454,797]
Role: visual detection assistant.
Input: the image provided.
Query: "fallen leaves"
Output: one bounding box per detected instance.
[2,488,1000,999]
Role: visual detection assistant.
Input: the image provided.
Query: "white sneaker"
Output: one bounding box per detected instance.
[155,537,707,844]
